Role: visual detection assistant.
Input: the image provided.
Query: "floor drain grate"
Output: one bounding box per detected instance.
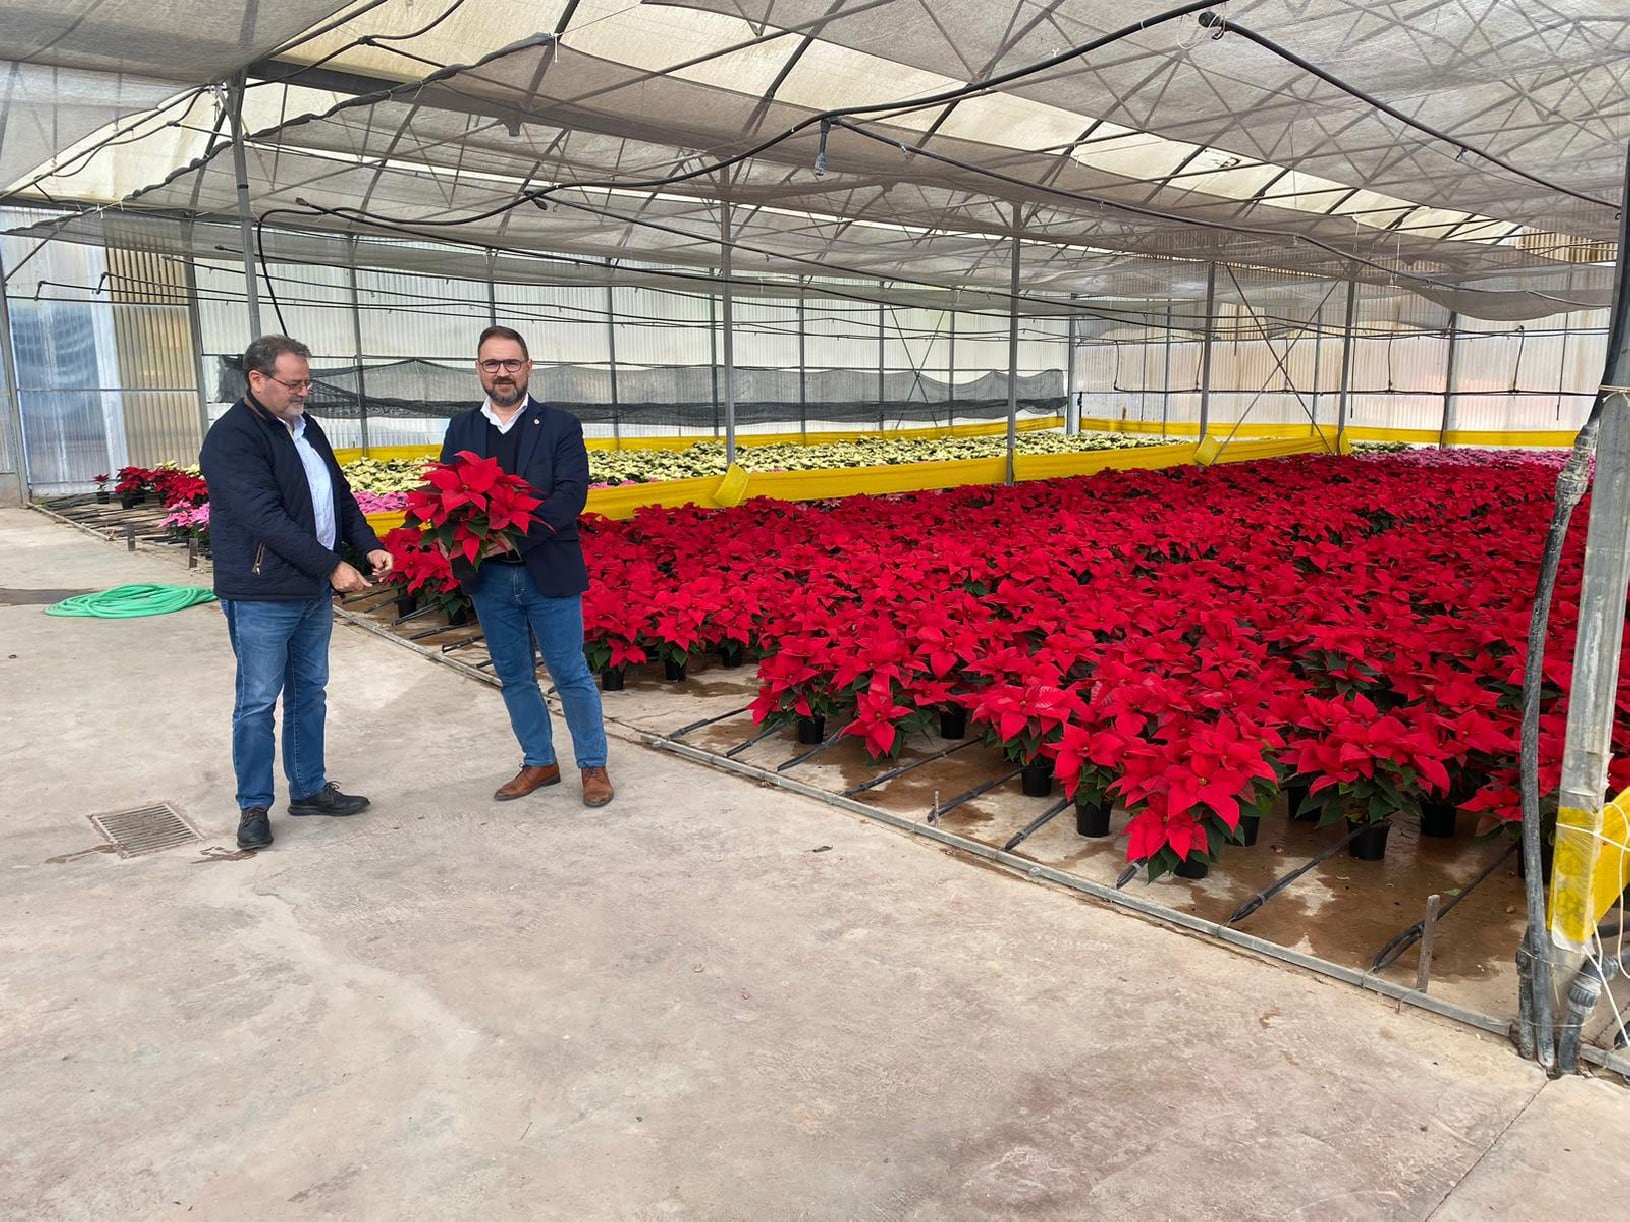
[88,803,201,857]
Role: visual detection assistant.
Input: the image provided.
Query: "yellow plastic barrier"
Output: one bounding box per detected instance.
[357,431,1335,533]
[1077,417,1576,449]
[1549,793,1630,953]
[333,415,1066,464]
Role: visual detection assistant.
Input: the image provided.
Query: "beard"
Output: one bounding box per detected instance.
[488,378,527,408]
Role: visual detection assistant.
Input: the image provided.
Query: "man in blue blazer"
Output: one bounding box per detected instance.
[439,325,613,807]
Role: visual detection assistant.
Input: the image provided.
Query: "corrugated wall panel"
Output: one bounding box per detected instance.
[361,269,488,359]
[107,247,201,468]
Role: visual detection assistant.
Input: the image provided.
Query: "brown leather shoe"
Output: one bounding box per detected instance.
[495,763,561,801]
[581,766,615,808]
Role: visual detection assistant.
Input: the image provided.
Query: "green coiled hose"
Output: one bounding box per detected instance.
[44,583,217,619]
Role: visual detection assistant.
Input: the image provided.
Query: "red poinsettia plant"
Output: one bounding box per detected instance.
[404,450,542,569]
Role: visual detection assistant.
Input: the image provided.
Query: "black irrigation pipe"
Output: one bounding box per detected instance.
[1370,840,1520,973]
[393,604,444,626]
[1115,863,1140,890]
[1227,821,1383,926]
[725,723,784,759]
[934,766,1025,818]
[1197,11,1614,210]
[843,737,980,796]
[669,703,755,739]
[441,635,485,653]
[404,620,478,642]
[777,722,851,772]
[1002,797,1072,853]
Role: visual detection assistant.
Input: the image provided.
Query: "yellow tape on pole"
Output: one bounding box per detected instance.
[1549,795,1630,952]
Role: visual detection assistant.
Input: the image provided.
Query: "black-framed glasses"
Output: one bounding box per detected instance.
[478,358,527,373]
[262,375,314,392]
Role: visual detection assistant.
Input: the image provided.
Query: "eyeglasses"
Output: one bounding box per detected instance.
[261,375,313,392]
[478,358,528,373]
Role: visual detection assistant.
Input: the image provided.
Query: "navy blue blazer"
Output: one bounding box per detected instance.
[438,397,590,597]
[201,397,381,601]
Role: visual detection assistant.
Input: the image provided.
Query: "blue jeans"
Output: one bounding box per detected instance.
[220,598,333,810]
[466,564,607,770]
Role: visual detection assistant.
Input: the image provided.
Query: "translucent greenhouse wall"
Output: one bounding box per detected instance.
[0,208,1616,493]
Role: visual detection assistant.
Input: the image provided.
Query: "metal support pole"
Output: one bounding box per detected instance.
[485,250,498,324]
[0,243,29,502]
[720,204,737,466]
[947,308,957,419]
[1553,256,1630,978]
[1006,208,1021,485]
[1065,306,1079,435]
[1310,305,1323,430]
[1520,152,1630,1069]
[226,70,262,341]
[1439,312,1459,450]
[181,241,212,444]
[1336,281,1357,446]
[797,282,807,443]
[707,272,720,438]
[347,237,370,456]
[1161,304,1173,437]
[1198,263,1217,440]
[606,277,620,448]
[877,294,889,433]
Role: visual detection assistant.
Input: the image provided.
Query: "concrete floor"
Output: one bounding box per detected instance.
[2,506,1628,1221]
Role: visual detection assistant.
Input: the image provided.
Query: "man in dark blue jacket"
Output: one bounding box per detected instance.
[200,335,392,851]
[439,325,613,808]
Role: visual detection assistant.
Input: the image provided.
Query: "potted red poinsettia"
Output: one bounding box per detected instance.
[404,450,541,580]
[1287,692,1452,860]
[963,675,1090,798]
[380,524,472,625]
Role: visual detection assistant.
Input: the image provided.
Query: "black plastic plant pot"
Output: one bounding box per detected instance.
[1286,783,1315,821]
[1020,757,1053,798]
[939,706,968,740]
[1174,856,1210,880]
[119,493,142,509]
[393,593,417,619]
[719,642,744,669]
[95,491,111,505]
[1238,814,1261,847]
[1419,801,1457,839]
[663,657,688,682]
[796,714,825,745]
[1075,798,1112,838]
[601,666,626,692]
[1347,820,1391,861]
[447,605,473,628]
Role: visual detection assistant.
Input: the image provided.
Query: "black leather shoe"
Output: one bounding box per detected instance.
[237,807,273,850]
[287,783,370,817]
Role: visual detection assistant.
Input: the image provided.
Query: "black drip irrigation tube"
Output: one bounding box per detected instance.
[777,722,851,772]
[1227,821,1382,926]
[669,704,755,739]
[725,723,784,759]
[1002,797,1072,853]
[933,767,1025,819]
[843,738,979,796]
[1369,841,1520,973]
